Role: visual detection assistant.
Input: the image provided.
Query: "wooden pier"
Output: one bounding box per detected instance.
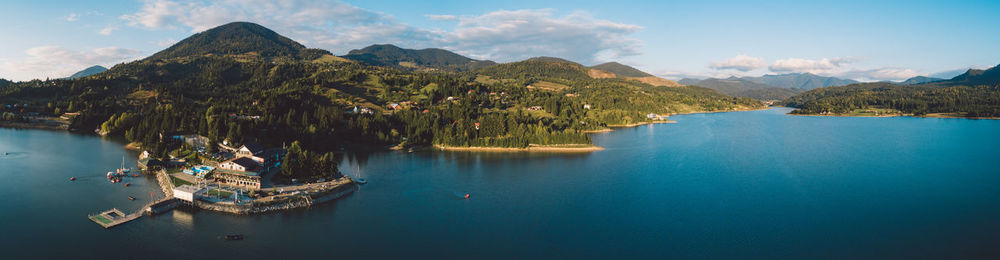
[88,197,179,228]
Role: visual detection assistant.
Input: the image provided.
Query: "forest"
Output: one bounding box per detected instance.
[784,83,1000,117]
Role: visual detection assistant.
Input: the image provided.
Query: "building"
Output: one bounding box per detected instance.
[212,168,262,190]
[219,157,261,173]
[173,185,205,203]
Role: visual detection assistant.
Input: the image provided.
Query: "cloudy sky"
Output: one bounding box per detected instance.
[1,0,998,81]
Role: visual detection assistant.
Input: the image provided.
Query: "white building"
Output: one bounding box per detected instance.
[173,184,205,203]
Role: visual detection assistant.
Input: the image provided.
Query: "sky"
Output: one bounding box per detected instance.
[1,0,998,82]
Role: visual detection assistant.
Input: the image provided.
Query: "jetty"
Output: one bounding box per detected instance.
[88,197,179,229]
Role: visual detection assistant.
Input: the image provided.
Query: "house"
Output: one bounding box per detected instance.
[137,158,162,170]
[220,157,261,173]
[528,106,543,111]
[583,104,592,109]
[236,142,264,158]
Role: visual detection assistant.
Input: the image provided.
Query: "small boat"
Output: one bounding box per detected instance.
[124,183,131,187]
[224,234,245,241]
[464,194,471,199]
[70,177,76,181]
[355,178,367,184]
[128,196,136,200]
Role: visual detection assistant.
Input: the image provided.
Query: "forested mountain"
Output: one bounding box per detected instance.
[1,22,763,178]
[941,65,1000,86]
[783,64,1000,117]
[146,21,329,61]
[901,76,943,85]
[590,62,652,77]
[66,65,107,79]
[342,44,496,71]
[0,78,11,88]
[680,73,856,100]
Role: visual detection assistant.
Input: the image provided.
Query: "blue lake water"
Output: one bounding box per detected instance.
[2,107,1000,258]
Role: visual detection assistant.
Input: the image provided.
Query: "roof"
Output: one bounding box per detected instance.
[214,168,261,177]
[240,142,264,155]
[173,185,203,194]
[228,157,260,169]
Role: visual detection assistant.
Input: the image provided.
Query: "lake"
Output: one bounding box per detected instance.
[2,107,999,258]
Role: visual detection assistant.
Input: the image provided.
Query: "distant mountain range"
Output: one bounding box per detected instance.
[679,73,857,100]
[65,65,107,79]
[939,65,1000,86]
[900,76,944,85]
[342,44,496,71]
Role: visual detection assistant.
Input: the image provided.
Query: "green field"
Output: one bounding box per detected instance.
[170,176,194,186]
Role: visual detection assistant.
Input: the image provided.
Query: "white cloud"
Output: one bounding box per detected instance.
[155,38,177,47]
[0,46,140,81]
[769,57,859,74]
[119,1,643,64]
[839,68,920,82]
[65,13,80,22]
[443,9,642,63]
[425,14,457,21]
[98,26,117,36]
[709,54,766,71]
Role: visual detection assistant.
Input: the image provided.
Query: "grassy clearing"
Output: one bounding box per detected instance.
[170,176,194,186]
[527,81,569,92]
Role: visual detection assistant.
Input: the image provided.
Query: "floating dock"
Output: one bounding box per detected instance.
[89,197,179,228]
[88,208,141,229]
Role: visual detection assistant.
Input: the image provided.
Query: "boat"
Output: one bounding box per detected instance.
[128,196,136,200]
[464,194,471,199]
[69,177,76,181]
[124,182,131,187]
[355,164,367,185]
[224,234,245,241]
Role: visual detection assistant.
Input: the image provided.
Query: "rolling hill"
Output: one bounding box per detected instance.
[342,44,495,71]
[65,65,107,79]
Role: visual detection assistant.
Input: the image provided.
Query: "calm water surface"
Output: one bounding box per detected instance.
[2,107,1000,258]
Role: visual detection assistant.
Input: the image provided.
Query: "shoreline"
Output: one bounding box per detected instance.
[434,144,604,153]
[788,112,1000,120]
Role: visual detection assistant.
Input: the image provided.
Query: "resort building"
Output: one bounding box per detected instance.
[219,157,261,172]
[212,168,262,190]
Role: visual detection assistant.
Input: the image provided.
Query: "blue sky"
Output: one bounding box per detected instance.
[1,0,998,81]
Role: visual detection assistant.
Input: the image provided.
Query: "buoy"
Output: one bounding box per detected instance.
[464,194,470,199]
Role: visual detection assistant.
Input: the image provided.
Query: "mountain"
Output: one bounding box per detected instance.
[680,73,857,100]
[146,21,328,61]
[590,62,652,77]
[65,65,107,79]
[584,62,679,87]
[342,44,495,71]
[753,73,857,89]
[784,64,1000,117]
[944,64,1000,86]
[901,76,943,85]
[0,78,11,87]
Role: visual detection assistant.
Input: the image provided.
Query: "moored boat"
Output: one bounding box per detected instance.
[224,234,244,241]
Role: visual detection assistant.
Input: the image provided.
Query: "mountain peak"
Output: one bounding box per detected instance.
[65,65,107,79]
[145,21,326,61]
[590,62,653,78]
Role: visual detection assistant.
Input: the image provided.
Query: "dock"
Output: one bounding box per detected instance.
[88,197,179,228]
[88,208,141,229]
